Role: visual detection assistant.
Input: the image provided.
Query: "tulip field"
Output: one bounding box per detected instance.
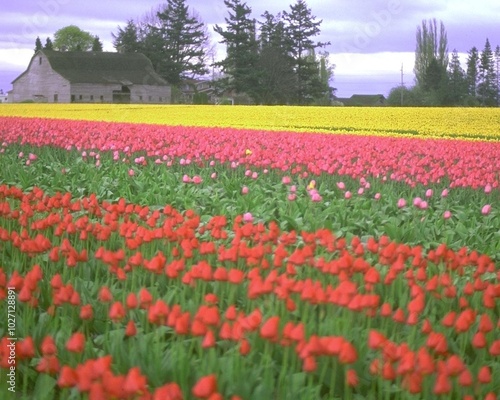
[0,105,499,400]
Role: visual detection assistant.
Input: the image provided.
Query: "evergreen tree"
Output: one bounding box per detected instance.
[257,12,296,104]
[466,46,479,99]
[44,37,54,51]
[283,0,330,104]
[477,38,497,106]
[447,49,467,105]
[92,36,103,52]
[35,36,42,52]
[112,20,141,53]
[494,45,500,106]
[214,0,260,102]
[414,19,448,88]
[153,0,209,85]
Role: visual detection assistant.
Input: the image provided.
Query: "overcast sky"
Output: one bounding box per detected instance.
[0,0,499,98]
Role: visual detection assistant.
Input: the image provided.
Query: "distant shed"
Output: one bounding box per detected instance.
[336,94,386,106]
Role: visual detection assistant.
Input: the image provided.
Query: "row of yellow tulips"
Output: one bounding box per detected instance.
[1,104,499,140]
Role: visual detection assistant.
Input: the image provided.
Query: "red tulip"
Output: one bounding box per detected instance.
[478,366,492,384]
[192,374,217,398]
[66,332,85,353]
[260,316,280,341]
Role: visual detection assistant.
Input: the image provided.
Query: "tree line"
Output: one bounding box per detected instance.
[388,19,500,107]
[112,0,334,105]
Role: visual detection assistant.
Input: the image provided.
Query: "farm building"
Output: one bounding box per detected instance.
[335,94,386,106]
[9,50,171,104]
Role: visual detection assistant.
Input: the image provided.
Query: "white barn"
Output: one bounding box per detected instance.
[9,50,171,104]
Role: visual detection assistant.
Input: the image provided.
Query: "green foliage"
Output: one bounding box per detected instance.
[112,20,141,53]
[53,25,95,52]
[477,38,498,106]
[113,1,210,86]
[43,37,53,51]
[283,0,331,105]
[214,0,260,103]
[34,36,42,53]
[446,49,467,105]
[396,22,499,107]
[414,19,448,88]
[193,92,209,104]
[153,0,210,85]
[92,36,103,52]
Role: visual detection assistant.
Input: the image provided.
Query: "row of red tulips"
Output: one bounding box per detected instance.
[1,184,499,399]
[1,116,500,189]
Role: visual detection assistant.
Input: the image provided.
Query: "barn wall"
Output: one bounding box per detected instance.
[70,84,171,104]
[70,83,121,103]
[10,53,70,103]
[131,85,171,104]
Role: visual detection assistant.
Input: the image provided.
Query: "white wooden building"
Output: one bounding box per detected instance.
[9,50,171,103]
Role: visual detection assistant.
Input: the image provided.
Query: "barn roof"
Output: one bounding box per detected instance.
[12,50,169,86]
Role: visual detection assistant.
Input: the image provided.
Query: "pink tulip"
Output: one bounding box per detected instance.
[282,176,291,185]
[357,188,364,195]
[182,174,191,183]
[243,212,253,223]
[251,172,258,179]
[374,193,381,200]
[192,175,203,184]
[481,204,491,215]
[128,169,135,177]
[287,194,296,201]
[441,189,449,197]
[18,152,24,158]
[345,191,352,199]
[419,200,428,209]
[397,198,406,208]
[311,192,322,202]
[290,185,297,193]
[425,189,433,198]
[245,169,251,177]
[241,186,249,195]
[484,184,492,194]
[210,173,217,179]
[443,210,452,219]
[413,197,422,207]
[337,182,346,190]
[28,153,37,161]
